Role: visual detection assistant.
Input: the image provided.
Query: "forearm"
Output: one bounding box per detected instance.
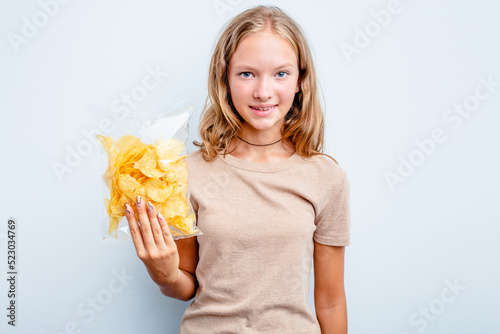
[158,268,197,302]
[316,303,348,334]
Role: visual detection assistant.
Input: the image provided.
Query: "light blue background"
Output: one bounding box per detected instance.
[1,0,499,333]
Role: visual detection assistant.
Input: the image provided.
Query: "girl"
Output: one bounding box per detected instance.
[125,5,351,334]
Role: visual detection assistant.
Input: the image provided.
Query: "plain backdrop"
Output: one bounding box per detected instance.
[1,0,499,333]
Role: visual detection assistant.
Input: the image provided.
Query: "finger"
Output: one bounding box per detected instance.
[146,201,167,248]
[124,203,146,255]
[135,195,157,249]
[156,211,176,248]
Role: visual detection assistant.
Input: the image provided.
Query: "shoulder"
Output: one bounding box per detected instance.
[295,153,348,189]
[185,149,220,175]
[186,148,202,164]
[185,149,212,166]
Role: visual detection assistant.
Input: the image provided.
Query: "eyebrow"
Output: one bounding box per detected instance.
[231,63,296,71]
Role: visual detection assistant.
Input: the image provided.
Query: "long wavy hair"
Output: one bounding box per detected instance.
[193,5,338,165]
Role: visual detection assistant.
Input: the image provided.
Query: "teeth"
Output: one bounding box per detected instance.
[253,106,274,111]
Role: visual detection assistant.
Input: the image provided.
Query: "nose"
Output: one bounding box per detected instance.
[253,76,273,100]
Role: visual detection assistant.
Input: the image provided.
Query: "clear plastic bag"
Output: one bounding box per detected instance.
[87,102,201,241]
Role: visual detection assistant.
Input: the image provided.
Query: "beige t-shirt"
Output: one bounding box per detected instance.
[179,149,351,334]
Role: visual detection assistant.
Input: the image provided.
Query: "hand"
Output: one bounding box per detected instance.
[124,196,180,286]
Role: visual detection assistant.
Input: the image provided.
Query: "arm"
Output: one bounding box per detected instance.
[314,241,347,334]
[160,236,198,301]
[125,196,199,302]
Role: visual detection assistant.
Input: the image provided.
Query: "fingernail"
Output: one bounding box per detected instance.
[125,203,131,215]
[157,211,163,221]
[147,201,154,211]
[136,196,141,205]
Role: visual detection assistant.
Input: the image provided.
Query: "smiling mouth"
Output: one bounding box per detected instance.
[250,105,277,111]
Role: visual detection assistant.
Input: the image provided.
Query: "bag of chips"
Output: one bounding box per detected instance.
[88,102,201,241]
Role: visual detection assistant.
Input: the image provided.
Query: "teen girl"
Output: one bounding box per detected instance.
[125,6,351,333]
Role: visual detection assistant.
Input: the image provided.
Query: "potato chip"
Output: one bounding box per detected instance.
[156,138,186,160]
[118,174,142,195]
[97,134,197,238]
[134,148,166,178]
[144,178,174,203]
[167,214,196,235]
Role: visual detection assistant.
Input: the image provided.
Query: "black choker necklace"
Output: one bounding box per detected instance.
[237,136,282,147]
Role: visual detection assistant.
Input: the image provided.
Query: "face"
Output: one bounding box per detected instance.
[228,30,300,138]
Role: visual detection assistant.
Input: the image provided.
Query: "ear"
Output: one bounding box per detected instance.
[295,77,301,93]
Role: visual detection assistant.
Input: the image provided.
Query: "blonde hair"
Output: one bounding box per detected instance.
[193,5,338,164]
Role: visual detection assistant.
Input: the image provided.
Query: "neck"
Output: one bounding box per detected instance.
[236,129,282,145]
[236,135,281,147]
[227,134,295,160]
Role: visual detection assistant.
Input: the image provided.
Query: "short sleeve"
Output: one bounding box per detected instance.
[313,170,351,246]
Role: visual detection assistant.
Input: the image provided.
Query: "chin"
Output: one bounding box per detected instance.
[246,119,283,131]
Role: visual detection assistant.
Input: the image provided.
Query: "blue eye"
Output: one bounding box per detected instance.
[240,72,252,78]
[276,71,288,78]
